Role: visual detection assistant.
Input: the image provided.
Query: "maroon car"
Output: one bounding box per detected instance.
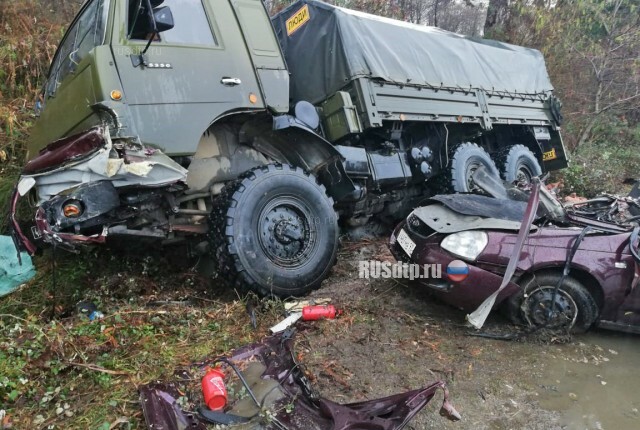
[389,182,640,334]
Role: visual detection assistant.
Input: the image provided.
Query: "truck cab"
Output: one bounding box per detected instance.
[30,0,289,157]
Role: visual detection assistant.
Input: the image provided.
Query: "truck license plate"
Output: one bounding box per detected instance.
[397,229,416,256]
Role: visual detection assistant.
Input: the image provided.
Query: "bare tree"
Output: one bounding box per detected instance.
[568,0,640,146]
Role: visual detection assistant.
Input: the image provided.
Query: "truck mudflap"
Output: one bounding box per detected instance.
[11,127,188,253]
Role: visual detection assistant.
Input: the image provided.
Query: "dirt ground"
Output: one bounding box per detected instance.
[1,238,622,429]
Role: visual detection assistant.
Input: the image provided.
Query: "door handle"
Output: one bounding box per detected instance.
[221,77,242,86]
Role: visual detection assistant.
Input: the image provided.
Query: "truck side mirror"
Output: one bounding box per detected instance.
[153,6,174,33]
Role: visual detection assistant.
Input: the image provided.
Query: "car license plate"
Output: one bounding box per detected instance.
[397,229,416,256]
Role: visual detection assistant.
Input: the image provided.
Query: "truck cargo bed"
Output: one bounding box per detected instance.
[272,0,558,131]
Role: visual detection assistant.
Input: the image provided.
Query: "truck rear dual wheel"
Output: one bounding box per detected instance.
[446,143,542,192]
[208,164,339,298]
[503,273,598,334]
[448,143,500,193]
[498,144,542,184]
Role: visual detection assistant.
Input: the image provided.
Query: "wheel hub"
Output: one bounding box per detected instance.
[515,165,534,184]
[465,161,483,191]
[274,219,302,244]
[259,201,314,266]
[524,286,578,329]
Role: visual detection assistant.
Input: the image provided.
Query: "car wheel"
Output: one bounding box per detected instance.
[448,143,500,193]
[498,144,542,184]
[208,164,339,298]
[504,273,598,333]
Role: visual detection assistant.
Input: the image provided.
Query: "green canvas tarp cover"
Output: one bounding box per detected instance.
[272,0,555,105]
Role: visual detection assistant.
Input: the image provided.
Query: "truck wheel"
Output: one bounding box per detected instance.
[209,164,339,297]
[499,144,542,184]
[448,143,499,193]
[503,273,598,334]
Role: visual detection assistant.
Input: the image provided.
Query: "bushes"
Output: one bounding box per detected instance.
[0,1,79,233]
[0,0,72,162]
[560,115,640,197]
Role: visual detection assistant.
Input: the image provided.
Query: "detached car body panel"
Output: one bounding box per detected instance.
[390,196,640,332]
[139,331,460,429]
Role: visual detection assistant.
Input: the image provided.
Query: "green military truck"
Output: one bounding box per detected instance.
[10,0,567,297]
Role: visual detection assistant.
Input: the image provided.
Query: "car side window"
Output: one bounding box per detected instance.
[128,0,216,46]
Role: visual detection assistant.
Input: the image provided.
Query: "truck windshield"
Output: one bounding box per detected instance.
[44,0,110,99]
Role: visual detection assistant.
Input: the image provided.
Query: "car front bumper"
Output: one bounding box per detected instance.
[389,222,520,312]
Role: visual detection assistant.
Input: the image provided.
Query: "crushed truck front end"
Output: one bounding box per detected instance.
[11,126,188,253]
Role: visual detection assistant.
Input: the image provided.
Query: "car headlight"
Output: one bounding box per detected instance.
[441,231,488,261]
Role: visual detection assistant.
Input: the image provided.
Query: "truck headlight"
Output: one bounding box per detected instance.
[441,231,488,261]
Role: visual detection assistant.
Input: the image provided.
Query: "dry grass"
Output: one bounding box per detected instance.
[0,1,76,196]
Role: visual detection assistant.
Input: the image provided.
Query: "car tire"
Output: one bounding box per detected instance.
[208,164,339,298]
[504,273,598,334]
[447,143,500,193]
[498,144,542,184]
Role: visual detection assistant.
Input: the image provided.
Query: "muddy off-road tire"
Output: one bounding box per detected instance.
[503,273,598,334]
[447,143,500,193]
[498,144,542,184]
[208,164,339,297]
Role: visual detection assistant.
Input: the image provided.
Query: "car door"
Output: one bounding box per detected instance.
[615,262,640,326]
[111,0,264,155]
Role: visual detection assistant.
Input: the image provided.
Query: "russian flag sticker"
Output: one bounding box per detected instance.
[447,260,469,282]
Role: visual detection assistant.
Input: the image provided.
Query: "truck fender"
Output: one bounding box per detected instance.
[186,124,271,194]
[239,114,356,201]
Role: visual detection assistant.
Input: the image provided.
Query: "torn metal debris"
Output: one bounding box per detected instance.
[139,331,460,429]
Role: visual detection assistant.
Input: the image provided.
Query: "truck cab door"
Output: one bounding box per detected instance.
[111,0,264,155]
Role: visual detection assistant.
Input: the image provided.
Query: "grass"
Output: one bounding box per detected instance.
[0,246,286,429]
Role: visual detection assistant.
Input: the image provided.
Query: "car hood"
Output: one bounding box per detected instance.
[413,197,538,234]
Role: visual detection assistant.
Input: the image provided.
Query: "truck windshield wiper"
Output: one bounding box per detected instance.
[130,0,161,67]
[127,0,144,39]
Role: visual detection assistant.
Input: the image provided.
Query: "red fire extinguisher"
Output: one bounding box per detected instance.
[201,368,228,411]
[302,305,340,321]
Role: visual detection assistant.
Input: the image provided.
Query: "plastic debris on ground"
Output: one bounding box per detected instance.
[284,297,331,313]
[269,312,302,334]
[0,235,36,297]
[76,301,105,321]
